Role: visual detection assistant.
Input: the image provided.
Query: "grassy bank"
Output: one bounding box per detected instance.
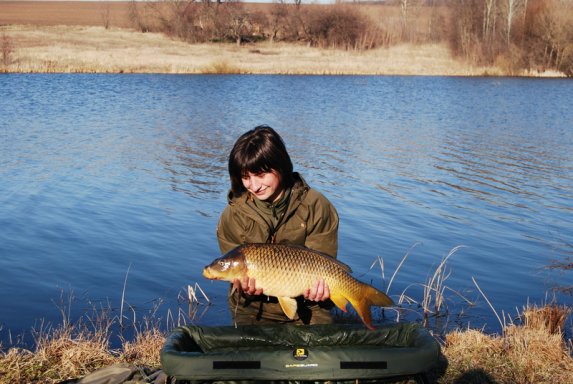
[1,24,561,76]
[1,304,572,383]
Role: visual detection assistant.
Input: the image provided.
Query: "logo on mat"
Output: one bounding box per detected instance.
[293,348,308,361]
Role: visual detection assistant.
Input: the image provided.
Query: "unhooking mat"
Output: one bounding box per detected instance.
[160,323,440,383]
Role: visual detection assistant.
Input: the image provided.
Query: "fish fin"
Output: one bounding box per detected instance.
[277,297,298,320]
[367,285,394,307]
[330,291,349,312]
[347,283,394,330]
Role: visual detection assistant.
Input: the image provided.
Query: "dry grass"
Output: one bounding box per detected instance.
[0,24,518,76]
[442,325,573,383]
[0,319,165,383]
[0,322,119,382]
[522,303,572,335]
[121,327,166,368]
[439,304,573,384]
[1,297,571,384]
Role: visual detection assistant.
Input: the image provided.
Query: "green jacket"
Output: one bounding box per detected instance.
[217,173,339,257]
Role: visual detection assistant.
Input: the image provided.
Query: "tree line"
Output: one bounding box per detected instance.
[127,0,573,76]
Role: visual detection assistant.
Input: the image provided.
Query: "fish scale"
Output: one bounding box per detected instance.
[245,244,345,297]
[203,243,394,329]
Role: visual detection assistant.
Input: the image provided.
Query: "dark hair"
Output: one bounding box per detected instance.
[228,125,294,196]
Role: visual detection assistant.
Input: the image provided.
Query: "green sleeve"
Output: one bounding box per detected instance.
[216,206,242,255]
[304,190,339,258]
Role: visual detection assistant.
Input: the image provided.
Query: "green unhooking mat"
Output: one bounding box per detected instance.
[160,323,440,382]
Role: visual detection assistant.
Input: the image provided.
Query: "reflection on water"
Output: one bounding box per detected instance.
[161,129,229,199]
[0,74,572,346]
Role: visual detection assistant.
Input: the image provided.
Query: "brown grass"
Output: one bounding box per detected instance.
[0,319,165,383]
[442,325,573,384]
[0,24,502,75]
[523,303,572,335]
[1,303,571,383]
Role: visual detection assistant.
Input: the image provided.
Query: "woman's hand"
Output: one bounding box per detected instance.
[233,276,263,296]
[304,278,330,302]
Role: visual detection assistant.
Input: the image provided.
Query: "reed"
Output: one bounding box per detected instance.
[187,283,211,322]
[119,263,131,329]
[473,276,505,331]
[389,245,472,325]
[521,303,572,335]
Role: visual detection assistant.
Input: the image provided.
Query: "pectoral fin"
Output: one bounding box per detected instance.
[277,297,298,319]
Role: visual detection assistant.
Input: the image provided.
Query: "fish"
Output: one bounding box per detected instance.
[202,243,394,330]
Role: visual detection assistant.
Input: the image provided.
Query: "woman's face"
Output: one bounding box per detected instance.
[242,170,283,202]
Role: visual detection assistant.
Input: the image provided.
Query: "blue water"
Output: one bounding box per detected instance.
[1,74,572,347]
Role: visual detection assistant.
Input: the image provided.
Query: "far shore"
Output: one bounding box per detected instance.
[0,24,566,77]
[0,1,568,76]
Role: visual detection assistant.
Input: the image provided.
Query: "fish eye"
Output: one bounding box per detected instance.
[218,260,230,271]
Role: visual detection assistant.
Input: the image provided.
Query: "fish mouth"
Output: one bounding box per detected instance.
[202,267,220,280]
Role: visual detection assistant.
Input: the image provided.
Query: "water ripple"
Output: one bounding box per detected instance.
[1,74,572,343]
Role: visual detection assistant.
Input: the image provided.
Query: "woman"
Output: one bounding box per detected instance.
[217,125,339,325]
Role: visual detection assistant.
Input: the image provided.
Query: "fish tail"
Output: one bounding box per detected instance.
[347,284,394,330]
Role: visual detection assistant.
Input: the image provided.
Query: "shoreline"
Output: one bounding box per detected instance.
[1,25,566,77]
[1,303,572,383]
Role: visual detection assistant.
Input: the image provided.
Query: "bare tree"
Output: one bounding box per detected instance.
[269,1,289,43]
[100,3,112,29]
[504,0,526,45]
[128,0,151,32]
[400,0,410,41]
[483,0,497,43]
[529,0,573,74]
[227,3,252,46]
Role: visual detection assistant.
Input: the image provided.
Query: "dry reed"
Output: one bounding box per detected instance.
[522,303,572,335]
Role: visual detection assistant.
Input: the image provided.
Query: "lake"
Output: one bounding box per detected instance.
[1,74,571,347]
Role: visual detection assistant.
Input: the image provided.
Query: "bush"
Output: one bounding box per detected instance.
[301,4,383,50]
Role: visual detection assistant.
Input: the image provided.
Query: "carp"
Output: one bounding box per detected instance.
[203,243,394,329]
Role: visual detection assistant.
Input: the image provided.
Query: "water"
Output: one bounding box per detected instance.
[1,74,572,347]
